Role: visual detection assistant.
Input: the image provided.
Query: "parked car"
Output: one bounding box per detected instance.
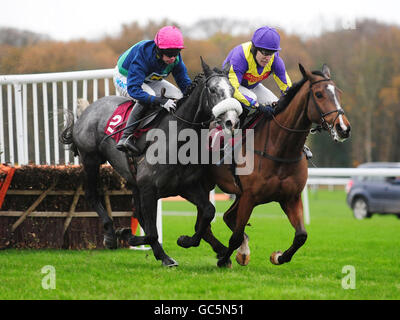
[346,162,400,219]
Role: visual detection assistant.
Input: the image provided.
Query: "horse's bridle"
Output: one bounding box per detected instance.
[255,78,345,163]
[271,78,345,135]
[307,78,345,133]
[170,73,226,128]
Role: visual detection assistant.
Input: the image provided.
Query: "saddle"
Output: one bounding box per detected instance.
[104,100,161,143]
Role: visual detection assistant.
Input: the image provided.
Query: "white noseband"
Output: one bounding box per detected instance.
[212,98,243,118]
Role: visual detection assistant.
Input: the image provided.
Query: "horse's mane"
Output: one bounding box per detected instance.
[274,70,326,115]
[176,73,205,108]
[176,67,227,108]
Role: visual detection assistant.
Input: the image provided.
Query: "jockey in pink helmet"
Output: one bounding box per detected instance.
[113,26,192,155]
[154,25,185,49]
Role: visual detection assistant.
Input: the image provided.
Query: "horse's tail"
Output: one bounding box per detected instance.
[76,98,90,117]
[59,110,78,156]
[59,99,90,156]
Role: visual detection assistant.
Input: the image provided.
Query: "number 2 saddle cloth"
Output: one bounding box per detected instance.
[104,100,151,143]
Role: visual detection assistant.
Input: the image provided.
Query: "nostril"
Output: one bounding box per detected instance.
[225,120,233,129]
[336,123,351,138]
[336,123,344,133]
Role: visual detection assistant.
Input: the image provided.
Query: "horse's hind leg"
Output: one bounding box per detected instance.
[129,186,178,267]
[82,155,117,249]
[115,184,142,242]
[271,196,308,265]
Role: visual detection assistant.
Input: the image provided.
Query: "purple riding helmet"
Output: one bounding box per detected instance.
[251,26,281,51]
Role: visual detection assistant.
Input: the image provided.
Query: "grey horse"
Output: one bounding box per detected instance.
[60,59,242,266]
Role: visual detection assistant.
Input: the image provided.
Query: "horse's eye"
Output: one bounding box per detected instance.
[315,92,323,99]
[209,88,217,94]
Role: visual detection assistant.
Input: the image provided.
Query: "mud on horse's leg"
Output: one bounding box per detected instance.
[271,197,308,265]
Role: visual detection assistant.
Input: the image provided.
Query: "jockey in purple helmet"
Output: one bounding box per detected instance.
[223,26,291,115]
[113,26,192,154]
[223,26,312,158]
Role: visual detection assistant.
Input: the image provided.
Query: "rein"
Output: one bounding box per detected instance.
[169,73,225,128]
[255,77,343,163]
[170,109,213,128]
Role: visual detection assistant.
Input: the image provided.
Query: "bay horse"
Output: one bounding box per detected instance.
[60,59,242,267]
[179,64,351,267]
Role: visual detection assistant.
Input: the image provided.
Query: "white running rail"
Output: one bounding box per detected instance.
[0,68,115,165]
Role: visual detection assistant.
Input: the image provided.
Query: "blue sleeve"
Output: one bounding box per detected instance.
[126,49,156,104]
[172,56,192,94]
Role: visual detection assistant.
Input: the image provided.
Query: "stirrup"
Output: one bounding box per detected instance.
[117,136,141,155]
[116,136,130,152]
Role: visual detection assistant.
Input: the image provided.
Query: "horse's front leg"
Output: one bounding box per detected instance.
[222,197,250,266]
[177,185,215,249]
[217,193,254,268]
[134,185,178,267]
[271,195,308,265]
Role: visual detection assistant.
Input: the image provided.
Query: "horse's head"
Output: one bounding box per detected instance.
[299,64,351,142]
[201,58,242,135]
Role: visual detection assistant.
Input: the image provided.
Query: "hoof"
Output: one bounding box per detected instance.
[177,235,195,248]
[217,258,232,268]
[127,235,141,247]
[235,252,250,266]
[270,251,283,265]
[103,234,118,249]
[162,257,179,267]
[115,228,132,241]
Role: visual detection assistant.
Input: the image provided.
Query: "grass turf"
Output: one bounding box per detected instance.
[0,190,399,300]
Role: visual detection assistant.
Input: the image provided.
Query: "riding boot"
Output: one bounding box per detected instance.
[116,102,146,154]
[303,145,313,160]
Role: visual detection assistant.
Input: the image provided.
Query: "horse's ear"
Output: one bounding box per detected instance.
[200,56,212,77]
[222,63,230,75]
[299,63,313,81]
[299,63,307,79]
[322,64,331,79]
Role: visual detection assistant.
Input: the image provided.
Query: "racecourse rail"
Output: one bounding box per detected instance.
[2,69,400,226]
[0,68,116,165]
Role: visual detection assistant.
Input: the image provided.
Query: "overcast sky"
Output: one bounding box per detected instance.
[2,0,400,41]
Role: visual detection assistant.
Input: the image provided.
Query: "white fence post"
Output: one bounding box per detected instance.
[13,83,25,164]
[0,84,4,163]
[302,185,310,225]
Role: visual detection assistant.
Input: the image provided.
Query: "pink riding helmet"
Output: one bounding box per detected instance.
[154,26,185,49]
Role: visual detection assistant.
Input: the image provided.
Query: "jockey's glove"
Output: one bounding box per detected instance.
[258,104,275,117]
[156,97,176,112]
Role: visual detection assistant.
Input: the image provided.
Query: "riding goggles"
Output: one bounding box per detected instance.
[160,48,181,58]
[256,47,276,56]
